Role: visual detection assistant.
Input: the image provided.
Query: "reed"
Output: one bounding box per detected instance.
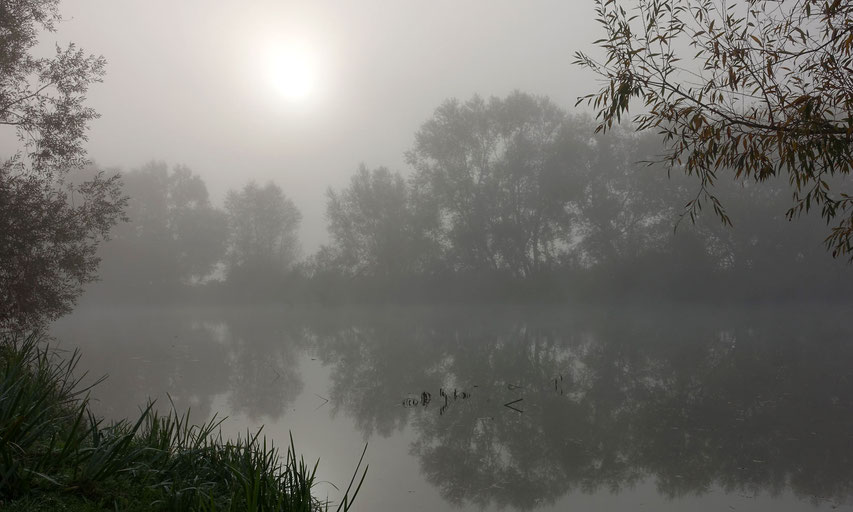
[0,332,366,511]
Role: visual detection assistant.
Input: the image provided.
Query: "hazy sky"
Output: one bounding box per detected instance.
[43,1,599,251]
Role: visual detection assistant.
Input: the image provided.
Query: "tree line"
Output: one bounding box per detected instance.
[84,92,851,304]
[6,0,853,330]
[6,0,853,328]
[90,163,302,298]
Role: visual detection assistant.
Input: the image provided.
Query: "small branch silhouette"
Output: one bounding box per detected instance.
[503,398,524,414]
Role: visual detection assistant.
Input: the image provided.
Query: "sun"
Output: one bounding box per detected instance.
[267,41,318,102]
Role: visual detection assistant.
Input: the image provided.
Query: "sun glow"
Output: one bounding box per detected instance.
[265,40,319,102]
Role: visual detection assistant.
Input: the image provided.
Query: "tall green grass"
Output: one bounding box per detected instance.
[0,331,367,511]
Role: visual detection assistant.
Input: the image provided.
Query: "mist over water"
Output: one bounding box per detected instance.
[5,1,853,510]
[53,304,853,511]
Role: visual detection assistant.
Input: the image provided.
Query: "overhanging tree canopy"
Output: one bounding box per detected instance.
[575,0,853,259]
[1,0,125,330]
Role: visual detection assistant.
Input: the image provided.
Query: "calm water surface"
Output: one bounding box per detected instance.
[52,304,853,511]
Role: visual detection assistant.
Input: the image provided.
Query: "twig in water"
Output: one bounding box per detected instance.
[503,398,524,413]
[313,393,330,411]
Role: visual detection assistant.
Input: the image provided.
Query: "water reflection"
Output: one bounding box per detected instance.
[53,305,853,510]
[222,308,306,421]
[308,306,853,509]
[55,307,231,421]
[54,306,305,423]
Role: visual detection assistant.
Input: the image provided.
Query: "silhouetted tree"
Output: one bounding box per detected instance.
[574,128,681,266]
[408,92,580,277]
[323,164,439,277]
[224,182,301,282]
[0,0,124,329]
[96,162,228,295]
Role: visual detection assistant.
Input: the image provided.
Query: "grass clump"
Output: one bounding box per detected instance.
[0,331,367,511]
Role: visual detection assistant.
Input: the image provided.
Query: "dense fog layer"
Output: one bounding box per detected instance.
[25,1,597,251]
[82,102,850,304]
[4,2,853,511]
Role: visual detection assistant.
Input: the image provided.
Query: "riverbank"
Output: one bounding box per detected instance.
[0,332,366,512]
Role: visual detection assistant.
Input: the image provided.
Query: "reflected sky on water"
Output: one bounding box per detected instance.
[52,304,853,511]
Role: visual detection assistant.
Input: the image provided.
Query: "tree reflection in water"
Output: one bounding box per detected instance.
[54,306,306,424]
[54,305,853,510]
[223,307,306,421]
[309,305,853,510]
[55,307,231,422]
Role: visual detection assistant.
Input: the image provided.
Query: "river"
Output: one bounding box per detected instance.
[52,303,853,511]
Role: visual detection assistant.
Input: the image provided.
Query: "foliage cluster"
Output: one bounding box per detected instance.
[85,165,302,300]
[224,182,302,285]
[574,0,853,258]
[85,92,851,304]
[0,0,125,330]
[303,92,848,301]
